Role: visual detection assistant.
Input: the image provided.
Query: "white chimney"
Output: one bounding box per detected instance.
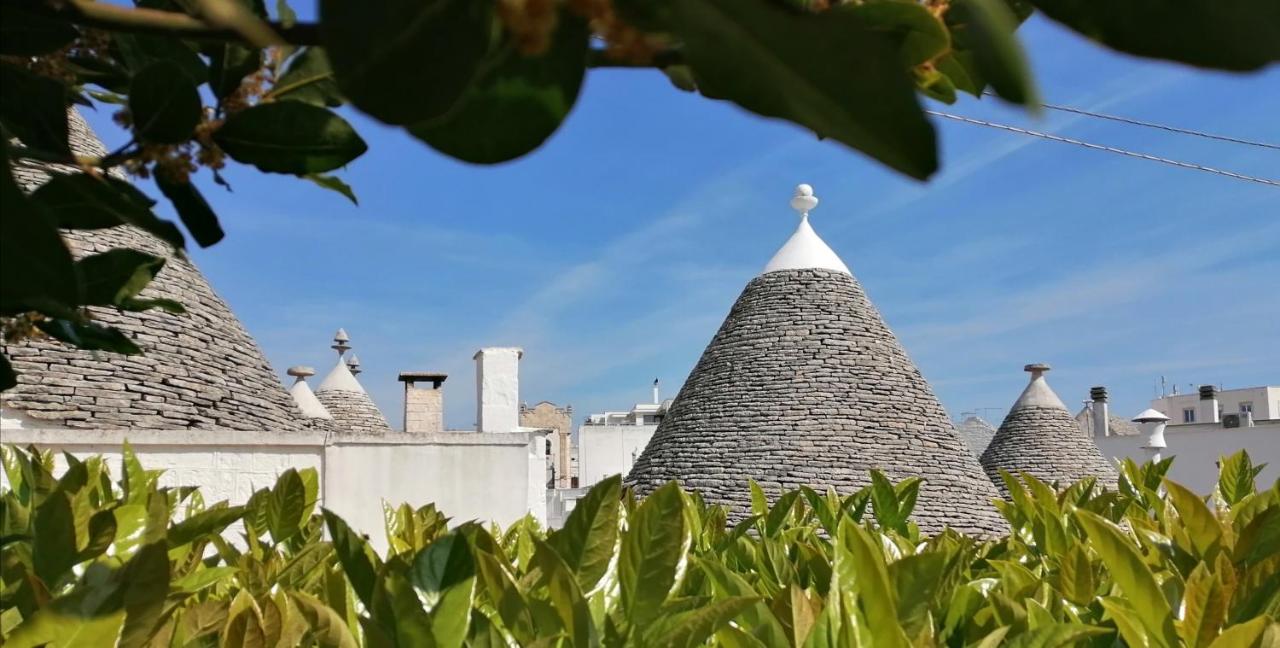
[1198,385,1220,424]
[1133,408,1170,463]
[475,347,522,433]
[400,372,446,434]
[1089,386,1109,437]
[652,378,660,405]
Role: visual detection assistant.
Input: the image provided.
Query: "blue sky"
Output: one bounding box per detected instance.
[85,13,1280,430]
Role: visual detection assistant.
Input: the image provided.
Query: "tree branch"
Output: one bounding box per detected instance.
[24,0,321,45]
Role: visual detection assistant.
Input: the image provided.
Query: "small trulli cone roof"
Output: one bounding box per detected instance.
[626,185,1006,536]
[314,331,393,435]
[980,364,1118,495]
[287,366,333,420]
[2,111,307,431]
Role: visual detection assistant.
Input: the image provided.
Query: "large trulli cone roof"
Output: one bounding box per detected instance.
[981,365,1118,495]
[625,185,1005,536]
[314,346,393,435]
[2,111,307,431]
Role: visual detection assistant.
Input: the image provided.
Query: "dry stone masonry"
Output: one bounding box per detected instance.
[3,112,307,432]
[981,365,1119,496]
[626,267,1007,536]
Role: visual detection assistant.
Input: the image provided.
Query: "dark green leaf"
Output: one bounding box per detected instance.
[547,474,620,592]
[650,596,757,648]
[0,63,71,155]
[319,0,492,125]
[409,10,588,164]
[410,533,476,648]
[1074,509,1178,648]
[670,0,937,179]
[845,1,950,66]
[113,34,208,83]
[119,541,170,647]
[32,491,78,586]
[36,319,143,354]
[209,44,262,101]
[323,508,381,609]
[1,140,79,315]
[215,101,367,174]
[1003,623,1113,648]
[270,47,342,107]
[946,0,1039,106]
[1028,0,1280,71]
[129,60,202,143]
[291,591,359,648]
[0,5,78,56]
[155,175,224,247]
[74,249,166,307]
[79,510,117,561]
[302,173,358,205]
[167,504,246,547]
[29,173,186,249]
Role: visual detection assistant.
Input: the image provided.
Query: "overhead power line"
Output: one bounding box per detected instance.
[982,92,1280,150]
[926,110,1280,188]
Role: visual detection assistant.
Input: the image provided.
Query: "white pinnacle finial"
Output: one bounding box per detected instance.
[762,183,850,276]
[790,183,818,216]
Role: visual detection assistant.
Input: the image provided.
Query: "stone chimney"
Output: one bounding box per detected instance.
[1198,384,1220,424]
[399,372,446,434]
[475,347,522,433]
[1089,386,1109,437]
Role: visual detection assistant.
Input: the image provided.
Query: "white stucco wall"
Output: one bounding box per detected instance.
[578,423,657,487]
[1096,425,1280,494]
[1152,387,1279,423]
[1,428,547,553]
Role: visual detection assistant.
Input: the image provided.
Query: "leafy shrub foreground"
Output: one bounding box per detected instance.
[1,444,1278,648]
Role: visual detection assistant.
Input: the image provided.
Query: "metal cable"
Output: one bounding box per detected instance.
[927,110,1280,188]
[982,92,1280,150]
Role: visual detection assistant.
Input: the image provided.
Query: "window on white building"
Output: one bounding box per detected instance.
[1183,408,1196,423]
[1239,402,1253,413]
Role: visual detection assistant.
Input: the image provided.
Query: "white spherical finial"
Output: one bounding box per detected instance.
[790,183,818,215]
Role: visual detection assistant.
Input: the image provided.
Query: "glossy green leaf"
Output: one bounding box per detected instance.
[154,174,224,248]
[1075,508,1178,648]
[167,504,246,548]
[323,508,381,609]
[1206,615,1271,648]
[215,102,367,174]
[1028,0,1280,71]
[129,61,201,144]
[837,519,911,648]
[32,491,78,586]
[409,10,588,164]
[650,596,758,648]
[119,541,170,647]
[619,481,687,627]
[266,468,306,543]
[670,0,936,179]
[1218,451,1262,506]
[291,591,359,648]
[1057,543,1095,606]
[1166,479,1224,560]
[1003,623,1112,648]
[409,533,475,648]
[319,0,491,125]
[74,249,166,308]
[209,43,261,102]
[302,173,358,205]
[548,473,620,592]
[269,47,342,107]
[113,34,208,83]
[845,1,950,66]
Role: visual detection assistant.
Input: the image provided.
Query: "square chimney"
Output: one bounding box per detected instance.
[399,372,446,434]
[475,347,522,433]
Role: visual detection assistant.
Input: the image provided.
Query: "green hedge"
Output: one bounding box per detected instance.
[2,444,1277,647]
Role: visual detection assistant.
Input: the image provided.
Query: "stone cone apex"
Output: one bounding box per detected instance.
[626,187,1005,535]
[316,349,392,435]
[980,365,1118,496]
[2,110,307,431]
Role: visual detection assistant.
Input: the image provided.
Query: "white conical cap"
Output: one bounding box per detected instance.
[317,356,365,393]
[762,184,851,276]
[1132,408,1170,423]
[290,379,334,419]
[1010,363,1068,411]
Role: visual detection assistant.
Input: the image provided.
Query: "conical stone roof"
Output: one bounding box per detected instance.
[314,351,393,435]
[981,365,1118,495]
[2,111,306,431]
[626,186,1005,536]
[955,414,997,458]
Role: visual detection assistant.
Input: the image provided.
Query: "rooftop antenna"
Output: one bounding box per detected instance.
[332,328,351,356]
